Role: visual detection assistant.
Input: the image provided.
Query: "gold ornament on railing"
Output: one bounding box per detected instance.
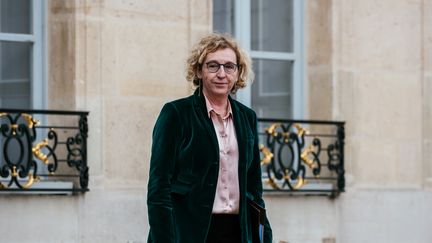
[289,176,305,190]
[259,144,273,165]
[301,145,318,169]
[293,123,308,137]
[0,109,90,192]
[260,122,313,190]
[10,166,39,189]
[32,139,50,164]
[265,123,280,137]
[0,113,39,135]
[266,177,280,190]
[21,173,40,189]
[22,113,40,128]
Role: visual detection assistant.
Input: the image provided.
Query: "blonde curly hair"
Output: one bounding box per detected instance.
[186,33,254,94]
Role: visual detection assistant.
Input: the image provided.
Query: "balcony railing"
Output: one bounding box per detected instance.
[258,118,345,197]
[0,109,89,193]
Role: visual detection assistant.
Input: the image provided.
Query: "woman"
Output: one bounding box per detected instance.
[147,33,272,243]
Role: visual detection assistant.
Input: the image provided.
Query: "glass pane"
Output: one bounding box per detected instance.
[251,59,293,119]
[213,0,235,35]
[0,41,31,109]
[0,0,31,34]
[251,0,293,52]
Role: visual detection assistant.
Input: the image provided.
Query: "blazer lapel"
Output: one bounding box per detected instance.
[229,96,247,185]
[193,90,219,159]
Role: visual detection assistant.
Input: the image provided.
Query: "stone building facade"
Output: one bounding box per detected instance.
[0,0,431,242]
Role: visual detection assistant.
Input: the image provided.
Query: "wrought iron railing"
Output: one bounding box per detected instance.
[258,118,345,197]
[0,109,89,193]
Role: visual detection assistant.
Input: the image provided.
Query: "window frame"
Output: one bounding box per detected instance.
[232,0,306,119]
[0,0,47,110]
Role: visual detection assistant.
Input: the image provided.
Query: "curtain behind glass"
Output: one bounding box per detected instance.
[251,0,294,119]
[0,0,31,109]
[252,59,293,119]
[213,0,235,35]
[251,0,293,52]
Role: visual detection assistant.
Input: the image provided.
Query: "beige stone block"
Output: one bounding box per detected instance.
[115,23,191,98]
[264,196,337,242]
[76,19,103,97]
[103,97,164,186]
[394,140,422,185]
[99,20,120,97]
[337,71,423,186]
[189,0,211,28]
[0,196,79,242]
[334,71,357,131]
[79,189,147,243]
[306,0,332,66]
[307,67,333,120]
[423,76,432,126]
[49,0,78,15]
[352,137,397,186]
[48,19,77,110]
[103,0,189,23]
[424,1,432,72]
[85,97,104,179]
[423,75,432,182]
[73,0,210,29]
[336,0,422,71]
[343,135,356,187]
[339,190,432,243]
[339,71,422,140]
[82,18,192,100]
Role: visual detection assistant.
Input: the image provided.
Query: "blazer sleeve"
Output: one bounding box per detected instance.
[247,111,273,243]
[147,103,181,243]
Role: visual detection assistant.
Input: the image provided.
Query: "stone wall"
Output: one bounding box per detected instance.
[0,1,210,242]
[267,0,432,242]
[423,0,432,188]
[0,0,431,242]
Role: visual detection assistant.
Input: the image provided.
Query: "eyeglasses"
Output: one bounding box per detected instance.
[205,61,239,74]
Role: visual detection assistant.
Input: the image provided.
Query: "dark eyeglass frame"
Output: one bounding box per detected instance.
[204,61,239,74]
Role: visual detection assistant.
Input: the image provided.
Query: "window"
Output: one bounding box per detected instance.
[0,0,46,109]
[213,0,305,119]
[0,0,49,190]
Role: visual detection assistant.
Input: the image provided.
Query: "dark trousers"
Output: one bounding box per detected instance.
[206,214,241,243]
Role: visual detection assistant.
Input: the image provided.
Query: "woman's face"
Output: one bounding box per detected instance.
[199,48,239,100]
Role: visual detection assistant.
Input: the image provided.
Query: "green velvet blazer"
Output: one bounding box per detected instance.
[147,90,272,243]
